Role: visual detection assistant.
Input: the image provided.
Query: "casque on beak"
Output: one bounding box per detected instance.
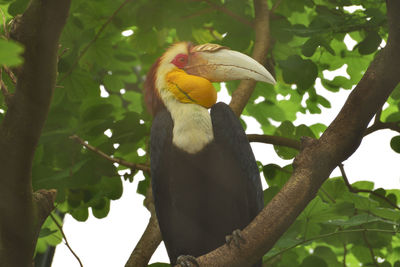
[184,43,276,85]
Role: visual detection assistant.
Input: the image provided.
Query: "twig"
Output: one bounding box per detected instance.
[202,0,253,28]
[362,231,379,267]
[319,187,336,204]
[264,228,396,263]
[181,7,214,20]
[49,213,83,267]
[2,65,17,85]
[58,47,69,62]
[343,243,347,267]
[69,134,150,173]
[270,0,282,13]
[339,163,400,210]
[247,134,301,150]
[0,7,8,38]
[0,69,8,94]
[58,0,132,83]
[364,106,400,135]
[0,69,12,105]
[364,120,400,136]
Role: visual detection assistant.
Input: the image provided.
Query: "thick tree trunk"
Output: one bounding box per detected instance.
[0,0,71,266]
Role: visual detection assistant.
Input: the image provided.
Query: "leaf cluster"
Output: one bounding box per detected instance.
[264,172,400,267]
[0,0,399,264]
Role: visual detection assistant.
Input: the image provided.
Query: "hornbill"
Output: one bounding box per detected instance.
[144,42,275,266]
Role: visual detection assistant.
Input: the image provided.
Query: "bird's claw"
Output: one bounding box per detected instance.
[225,229,246,248]
[177,255,199,267]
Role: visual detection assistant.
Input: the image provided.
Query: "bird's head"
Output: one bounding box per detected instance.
[145,42,276,116]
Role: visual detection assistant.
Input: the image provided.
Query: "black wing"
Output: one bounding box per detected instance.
[210,102,264,216]
[150,108,173,199]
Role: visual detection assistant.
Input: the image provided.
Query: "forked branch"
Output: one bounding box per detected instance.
[188,0,400,265]
[69,134,150,173]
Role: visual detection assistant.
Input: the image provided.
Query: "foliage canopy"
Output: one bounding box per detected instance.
[0,0,399,266]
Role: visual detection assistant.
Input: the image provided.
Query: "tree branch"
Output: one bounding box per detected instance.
[69,133,158,265]
[50,212,83,267]
[2,65,17,84]
[0,0,71,265]
[247,134,301,150]
[362,231,379,267]
[364,120,400,136]
[339,164,400,210]
[125,186,162,267]
[264,228,396,263]
[0,7,8,38]
[270,0,282,14]
[229,0,272,116]
[190,0,400,265]
[33,189,57,228]
[0,69,13,105]
[69,134,150,173]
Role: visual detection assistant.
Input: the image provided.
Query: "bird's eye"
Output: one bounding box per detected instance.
[172,54,188,68]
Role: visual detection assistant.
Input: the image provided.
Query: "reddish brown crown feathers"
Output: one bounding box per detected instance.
[144,58,165,116]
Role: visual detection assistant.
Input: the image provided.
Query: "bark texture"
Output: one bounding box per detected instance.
[229,0,272,116]
[0,0,71,266]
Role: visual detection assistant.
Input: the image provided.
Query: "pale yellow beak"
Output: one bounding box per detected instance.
[184,43,276,85]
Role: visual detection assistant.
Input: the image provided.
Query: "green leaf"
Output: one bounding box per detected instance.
[101,176,123,200]
[325,214,381,227]
[280,55,318,90]
[263,164,292,188]
[300,256,328,267]
[352,181,374,191]
[122,91,143,114]
[313,246,341,267]
[357,31,381,55]
[352,245,372,264]
[39,228,57,238]
[103,74,125,92]
[270,17,293,43]
[92,198,110,219]
[137,176,150,196]
[8,0,29,16]
[33,159,88,187]
[0,39,23,66]
[62,69,97,102]
[344,193,379,211]
[71,207,89,222]
[390,135,400,153]
[371,207,400,222]
[274,121,298,159]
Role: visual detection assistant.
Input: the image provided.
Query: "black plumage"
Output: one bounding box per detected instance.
[150,102,263,266]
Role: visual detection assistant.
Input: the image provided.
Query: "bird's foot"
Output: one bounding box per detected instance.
[225,229,246,248]
[177,255,199,267]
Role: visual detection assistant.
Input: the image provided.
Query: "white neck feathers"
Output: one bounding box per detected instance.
[166,98,214,154]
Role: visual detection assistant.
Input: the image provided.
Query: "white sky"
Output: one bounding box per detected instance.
[52,78,400,266]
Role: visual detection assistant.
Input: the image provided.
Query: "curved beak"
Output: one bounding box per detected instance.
[184,44,276,85]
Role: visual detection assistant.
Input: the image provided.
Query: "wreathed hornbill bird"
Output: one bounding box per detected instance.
[145,42,275,266]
